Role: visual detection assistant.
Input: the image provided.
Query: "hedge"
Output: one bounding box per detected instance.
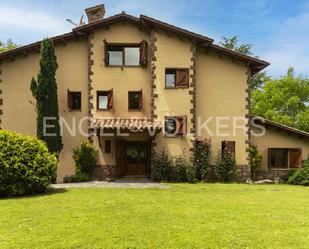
[0,130,57,196]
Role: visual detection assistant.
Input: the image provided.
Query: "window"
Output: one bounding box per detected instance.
[128,90,142,110]
[165,68,189,88]
[164,116,187,136]
[269,148,302,169]
[104,140,111,153]
[67,90,81,111]
[104,40,148,67]
[125,47,140,66]
[97,89,113,110]
[222,141,236,157]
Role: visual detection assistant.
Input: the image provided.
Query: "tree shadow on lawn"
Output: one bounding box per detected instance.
[0,188,68,200]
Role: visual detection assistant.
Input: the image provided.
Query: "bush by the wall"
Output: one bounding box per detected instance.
[151,150,172,181]
[215,149,237,182]
[72,141,98,177]
[0,130,57,196]
[152,152,197,183]
[171,156,188,182]
[288,161,309,186]
[63,173,91,183]
[250,145,262,180]
[194,138,211,181]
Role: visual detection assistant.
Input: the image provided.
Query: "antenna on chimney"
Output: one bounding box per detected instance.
[79,15,85,25]
[66,19,79,27]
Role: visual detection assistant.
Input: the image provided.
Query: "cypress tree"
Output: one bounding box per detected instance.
[30,38,63,155]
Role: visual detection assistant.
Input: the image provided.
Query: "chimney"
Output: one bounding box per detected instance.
[85,4,105,23]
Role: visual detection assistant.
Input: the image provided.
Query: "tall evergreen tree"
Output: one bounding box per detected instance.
[30,38,63,155]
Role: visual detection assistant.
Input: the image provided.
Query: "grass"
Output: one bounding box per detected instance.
[0,184,308,249]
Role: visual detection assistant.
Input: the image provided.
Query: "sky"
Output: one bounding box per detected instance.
[0,0,308,77]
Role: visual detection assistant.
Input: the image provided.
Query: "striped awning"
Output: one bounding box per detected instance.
[89,118,162,130]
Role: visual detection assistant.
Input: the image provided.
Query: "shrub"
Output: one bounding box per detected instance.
[63,173,91,183]
[185,159,197,183]
[194,138,211,181]
[250,145,262,180]
[72,141,98,177]
[152,152,197,183]
[215,149,237,182]
[151,151,172,181]
[288,161,309,186]
[171,156,188,182]
[0,130,57,196]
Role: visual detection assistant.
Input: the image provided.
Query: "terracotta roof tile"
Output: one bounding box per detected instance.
[90,118,162,130]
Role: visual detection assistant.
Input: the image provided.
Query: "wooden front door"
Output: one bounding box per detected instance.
[126,141,149,176]
[115,140,127,177]
[116,140,150,177]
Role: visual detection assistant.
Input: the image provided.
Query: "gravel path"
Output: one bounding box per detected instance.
[50,180,169,189]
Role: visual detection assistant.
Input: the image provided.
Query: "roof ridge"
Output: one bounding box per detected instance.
[0,11,269,73]
[251,115,309,137]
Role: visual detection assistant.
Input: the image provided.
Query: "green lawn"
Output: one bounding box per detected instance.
[0,184,308,249]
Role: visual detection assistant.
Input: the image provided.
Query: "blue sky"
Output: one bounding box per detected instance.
[0,0,308,77]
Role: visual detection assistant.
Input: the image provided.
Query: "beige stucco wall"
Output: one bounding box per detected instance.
[196,50,249,165]
[153,30,194,158]
[1,39,89,182]
[90,22,152,166]
[251,126,309,170]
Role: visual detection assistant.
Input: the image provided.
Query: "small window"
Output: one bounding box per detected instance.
[97,90,113,110]
[222,141,235,155]
[165,70,176,88]
[269,149,288,169]
[67,90,81,111]
[128,90,142,110]
[104,140,111,153]
[165,116,187,136]
[124,47,140,66]
[108,46,123,66]
[104,40,148,67]
[268,148,302,169]
[165,68,189,88]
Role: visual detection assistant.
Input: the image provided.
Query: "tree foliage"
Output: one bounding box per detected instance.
[0,39,18,53]
[219,36,253,55]
[252,67,309,132]
[30,38,63,155]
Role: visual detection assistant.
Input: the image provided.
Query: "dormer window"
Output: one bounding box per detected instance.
[104,40,148,67]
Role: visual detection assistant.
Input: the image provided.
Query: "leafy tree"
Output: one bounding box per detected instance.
[252,67,309,132]
[251,71,271,90]
[30,38,63,155]
[0,39,18,53]
[219,36,253,55]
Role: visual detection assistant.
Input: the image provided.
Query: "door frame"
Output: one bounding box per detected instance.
[115,139,151,177]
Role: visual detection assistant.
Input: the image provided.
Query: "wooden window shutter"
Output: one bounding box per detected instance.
[107,89,113,109]
[67,89,73,110]
[176,69,189,88]
[138,89,143,109]
[289,149,302,168]
[139,40,148,67]
[268,148,272,169]
[177,116,187,135]
[103,39,109,66]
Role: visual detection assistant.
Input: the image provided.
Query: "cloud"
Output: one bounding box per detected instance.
[0,5,68,33]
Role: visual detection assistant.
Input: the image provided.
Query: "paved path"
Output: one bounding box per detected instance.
[50,180,169,189]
